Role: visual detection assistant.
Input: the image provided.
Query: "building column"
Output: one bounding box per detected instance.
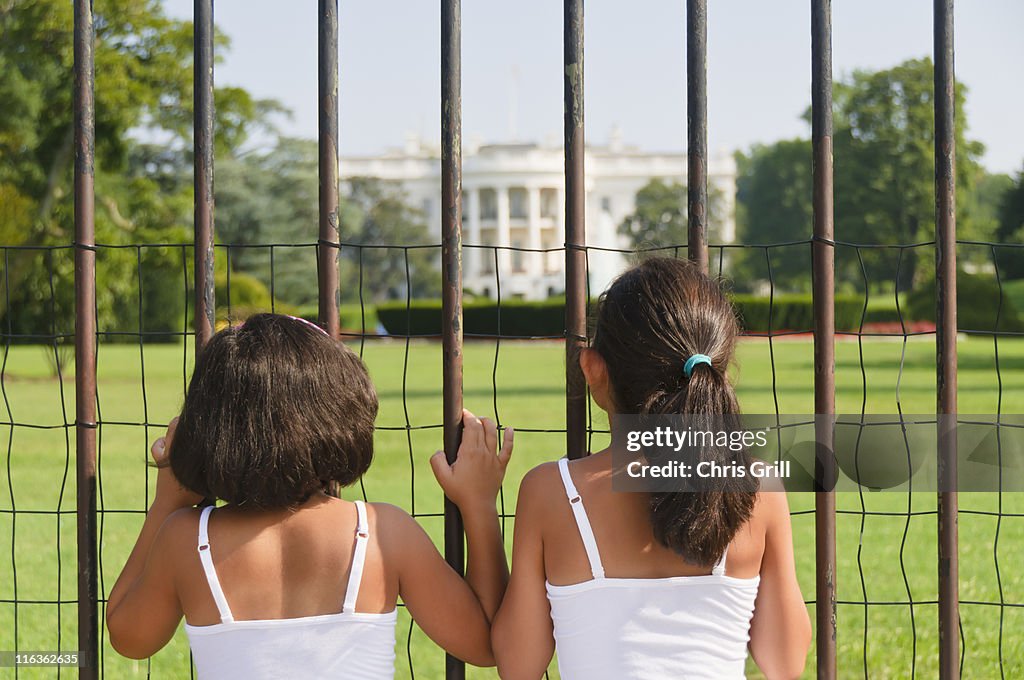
[496,186,511,286]
[527,186,543,297]
[466,187,481,289]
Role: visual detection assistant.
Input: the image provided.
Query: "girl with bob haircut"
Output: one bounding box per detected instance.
[492,257,811,679]
[107,313,514,678]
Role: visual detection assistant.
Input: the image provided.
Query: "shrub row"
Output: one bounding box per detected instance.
[906,272,1024,333]
[218,270,1024,337]
[294,304,381,334]
[731,294,864,333]
[377,299,566,337]
[376,294,897,336]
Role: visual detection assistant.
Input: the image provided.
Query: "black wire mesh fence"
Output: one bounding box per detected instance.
[4,238,1022,678]
[2,0,1022,679]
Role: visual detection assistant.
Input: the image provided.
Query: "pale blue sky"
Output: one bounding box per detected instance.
[163,0,1024,174]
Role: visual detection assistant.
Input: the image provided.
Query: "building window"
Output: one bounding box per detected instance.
[480,238,496,274]
[512,239,525,272]
[540,188,558,219]
[509,187,528,220]
[601,196,612,213]
[480,188,497,220]
[422,198,433,216]
[545,250,561,275]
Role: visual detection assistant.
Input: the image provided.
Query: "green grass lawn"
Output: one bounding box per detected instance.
[2,335,1023,678]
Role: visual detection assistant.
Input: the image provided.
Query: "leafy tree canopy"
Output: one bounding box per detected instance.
[995,166,1024,279]
[618,178,724,252]
[732,58,990,293]
[339,177,439,302]
[215,141,440,306]
[0,0,282,338]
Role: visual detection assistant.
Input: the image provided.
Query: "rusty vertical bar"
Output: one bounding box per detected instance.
[318,0,341,338]
[686,0,708,273]
[73,0,99,675]
[194,0,215,350]
[934,0,959,676]
[564,0,587,461]
[811,1,837,677]
[441,1,466,678]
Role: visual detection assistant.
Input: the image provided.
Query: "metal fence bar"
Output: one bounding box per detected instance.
[686,0,708,273]
[564,0,587,461]
[811,1,837,677]
[934,1,960,677]
[318,0,341,338]
[194,0,216,350]
[441,1,466,678]
[73,0,99,675]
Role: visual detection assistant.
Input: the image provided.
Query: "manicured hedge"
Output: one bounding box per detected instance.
[377,299,565,337]
[906,272,1024,333]
[377,294,873,336]
[295,304,380,333]
[731,294,864,333]
[861,299,906,325]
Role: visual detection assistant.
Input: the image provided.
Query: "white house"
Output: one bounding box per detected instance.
[341,133,737,300]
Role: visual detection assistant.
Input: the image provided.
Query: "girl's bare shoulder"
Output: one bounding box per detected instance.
[360,501,413,534]
[514,459,592,533]
[516,461,565,508]
[146,507,205,570]
[157,507,202,539]
[365,501,434,552]
[752,484,793,531]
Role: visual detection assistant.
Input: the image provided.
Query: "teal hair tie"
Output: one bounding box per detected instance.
[683,353,712,378]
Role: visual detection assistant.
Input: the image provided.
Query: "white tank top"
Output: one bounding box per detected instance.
[546,458,760,680]
[184,501,397,679]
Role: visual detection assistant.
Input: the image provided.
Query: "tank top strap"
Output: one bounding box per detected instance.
[197,505,234,623]
[342,500,370,613]
[712,544,729,577]
[557,458,605,579]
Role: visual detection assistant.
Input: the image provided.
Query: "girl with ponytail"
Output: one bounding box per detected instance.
[492,257,810,679]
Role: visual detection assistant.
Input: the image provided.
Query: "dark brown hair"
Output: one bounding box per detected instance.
[593,257,757,566]
[169,313,378,509]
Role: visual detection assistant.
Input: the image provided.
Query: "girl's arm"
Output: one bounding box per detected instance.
[107,419,202,659]
[393,409,512,666]
[385,506,495,666]
[747,491,813,679]
[491,464,558,678]
[429,410,513,619]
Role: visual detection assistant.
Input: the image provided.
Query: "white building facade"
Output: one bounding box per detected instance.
[341,136,736,300]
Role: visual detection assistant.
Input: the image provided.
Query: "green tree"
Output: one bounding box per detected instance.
[833,58,983,291]
[735,58,985,294]
[618,179,724,252]
[340,178,439,302]
[965,171,1012,241]
[0,0,280,340]
[733,140,813,292]
[995,166,1024,279]
[215,143,440,306]
[215,138,321,306]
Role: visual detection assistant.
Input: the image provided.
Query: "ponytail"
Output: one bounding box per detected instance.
[593,257,757,567]
[648,362,757,567]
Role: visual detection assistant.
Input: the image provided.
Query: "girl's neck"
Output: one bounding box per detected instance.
[220,490,334,515]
